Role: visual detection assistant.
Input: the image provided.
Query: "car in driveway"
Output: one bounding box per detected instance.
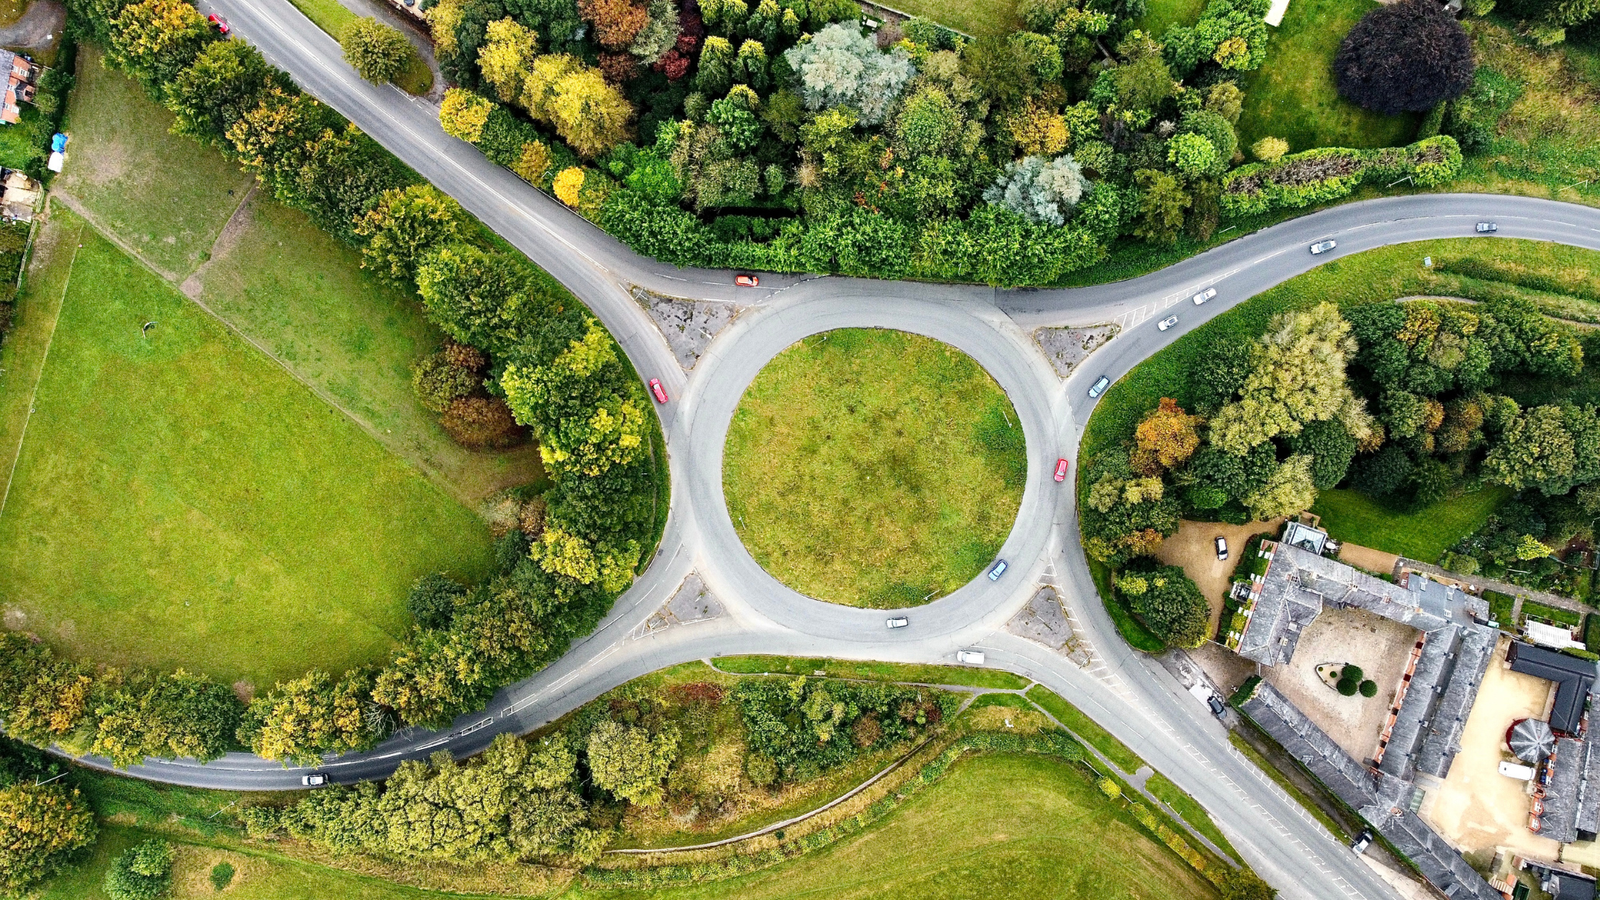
[1215,536,1228,560]
[1207,696,1226,717]
[1192,287,1216,305]
[1087,375,1110,398]
[301,772,328,786]
[886,616,909,629]
[1158,314,1178,331]
[734,273,759,287]
[648,378,668,404]
[1310,240,1337,254]
[1350,829,1373,855]
[1054,458,1070,482]
[1476,222,1498,233]
[207,13,230,33]
[957,650,986,665]
[987,559,1008,581]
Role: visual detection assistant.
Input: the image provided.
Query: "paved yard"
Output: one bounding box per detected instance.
[1420,635,1559,861]
[1263,607,1417,761]
[1157,518,1284,632]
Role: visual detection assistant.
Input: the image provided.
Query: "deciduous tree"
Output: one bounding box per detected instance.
[1334,0,1474,114]
[340,17,413,84]
[586,719,679,806]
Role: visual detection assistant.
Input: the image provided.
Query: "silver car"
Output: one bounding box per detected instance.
[886,616,909,629]
[1192,287,1216,305]
[1087,375,1110,398]
[1310,240,1337,254]
[1476,222,1497,233]
[301,772,328,786]
[1158,314,1178,331]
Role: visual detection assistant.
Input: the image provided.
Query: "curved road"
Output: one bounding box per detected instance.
[80,2,1600,898]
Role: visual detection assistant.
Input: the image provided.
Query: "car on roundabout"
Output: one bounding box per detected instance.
[1476,222,1498,233]
[988,559,1008,581]
[1158,314,1178,331]
[301,772,328,786]
[886,616,909,629]
[1087,375,1110,398]
[734,273,759,287]
[1310,240,1337,254]
[648,378,668,404]
[957,650,986,665]
[1054,458,1070,482]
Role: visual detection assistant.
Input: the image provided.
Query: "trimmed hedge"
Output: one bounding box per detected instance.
[1222,136,1462,217]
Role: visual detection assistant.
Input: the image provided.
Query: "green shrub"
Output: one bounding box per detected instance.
[209,862,234,891]
[1337,678,1358,696]
[1359,680,1377,697]
[103,840,173,900]
[1341,664,1364,682]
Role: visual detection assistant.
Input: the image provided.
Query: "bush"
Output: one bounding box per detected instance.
[1358,679,1377,697]
[103,840,174,900]
[408,573,466,629]
[340,17,412,84]
[1337,676,1358,696]
[209,862,234,891]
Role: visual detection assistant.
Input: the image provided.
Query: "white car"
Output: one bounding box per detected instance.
[301,772,328,786]
[886,616,909,629]
[1476,222,1498,233]
[1192,287,1216,305]
[1158,314,1178,331]
[1215,537,1228,560]
[1310,240,1337,254]
[957,650,986,665]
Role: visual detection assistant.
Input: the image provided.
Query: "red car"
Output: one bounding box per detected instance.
[734,274,759,287]
[648,378,668,404]
[1054,458,1070,482]
[207,13,230,33]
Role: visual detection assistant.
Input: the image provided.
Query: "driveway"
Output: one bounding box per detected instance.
[1157,517,1283,632]
[0,1,64,57]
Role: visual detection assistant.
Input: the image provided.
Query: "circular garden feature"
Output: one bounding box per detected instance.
[723,329,1027,608]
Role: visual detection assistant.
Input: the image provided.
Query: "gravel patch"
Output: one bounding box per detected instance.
[1033,324,1118,378]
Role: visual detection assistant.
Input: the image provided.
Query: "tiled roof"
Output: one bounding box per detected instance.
[1541,737,1587,843]
[1507,642,1596,735]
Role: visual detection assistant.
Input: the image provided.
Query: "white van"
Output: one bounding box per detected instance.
[957,650,985,665]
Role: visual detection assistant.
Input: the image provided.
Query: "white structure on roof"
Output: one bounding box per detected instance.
[1527,619,1586,652]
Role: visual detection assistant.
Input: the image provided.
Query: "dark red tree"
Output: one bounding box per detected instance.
[1333,0,1475,115]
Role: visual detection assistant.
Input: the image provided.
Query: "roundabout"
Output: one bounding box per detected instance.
[722,328,1027,609]
[73,3,1600,898]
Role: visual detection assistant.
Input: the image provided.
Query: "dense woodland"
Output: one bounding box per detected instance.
[1084,298,1598,647]
[0,0,665,769]
[425,0,1470,286]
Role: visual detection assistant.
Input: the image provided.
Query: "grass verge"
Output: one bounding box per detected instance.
[0,216,494,687]
[1146,772,1240,862]
[1311,485,1511,563]
[284,0,433,96]
[712,655,1031,690]
[1025,685,1145,772]
[724,328,1026,608]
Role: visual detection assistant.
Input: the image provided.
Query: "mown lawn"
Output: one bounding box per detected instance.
[56,45,255,278]
[1136,0,1207,41]
[197,195,546,502]
[1025,685,1145,773]
[724,329,1026,608]
[1311,486,1511,563]
[0,219,494,688]
[1234,0,1419,153]
[591,753,1218,900]
[877,0,1020,36]
[714,655,1031,689]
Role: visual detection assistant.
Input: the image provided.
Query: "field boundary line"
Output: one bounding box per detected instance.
[0,220,83,523]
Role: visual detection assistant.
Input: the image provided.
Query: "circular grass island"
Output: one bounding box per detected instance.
[723,329,1027,608]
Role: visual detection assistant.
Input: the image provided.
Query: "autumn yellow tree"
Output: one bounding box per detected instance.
[440,88,493,143]
[479,17,540,106]
[1133,398,1202,472]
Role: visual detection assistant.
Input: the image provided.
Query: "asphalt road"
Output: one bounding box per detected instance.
[84,2,1600,897]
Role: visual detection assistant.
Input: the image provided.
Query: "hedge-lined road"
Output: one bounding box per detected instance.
[99,1,1600,898]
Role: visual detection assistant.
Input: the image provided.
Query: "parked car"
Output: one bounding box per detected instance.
[207,13,229,33]
[957,650,986,665]
[1158,314,1179,331]
[1087,375,1110,398]
[1310,240,1337,254]
[1350,829,1373,855]
[1215,536,1228,561]
[301,772,328,786]
[734,274,759,287]
[1207,696,1226,717]
[648,378,668,404]
[988,559,1008,581]
[886,616,909,629]
[1054,458,1070,482]
[1192,287,1216,305]
[1476,222,1498,233]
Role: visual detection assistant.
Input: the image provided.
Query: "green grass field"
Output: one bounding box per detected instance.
[56,46,256,278]
[1136,0,1206,41]
[713,655,1032,689]
[878,0,1020,37]
[1025,685,1145,773]
[1234,0,1418,153]
[724,329,1026,608]
[1311,486,1511,563]
[0,217,494,687]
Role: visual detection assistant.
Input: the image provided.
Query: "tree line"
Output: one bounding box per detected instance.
[0,0,664,768]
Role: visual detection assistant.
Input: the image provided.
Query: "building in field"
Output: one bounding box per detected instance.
[0,50,40,126]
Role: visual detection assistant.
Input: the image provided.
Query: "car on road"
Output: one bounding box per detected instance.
[988,559,1008,581]
[886,616,909,629]
[1054,458,1069,482]
[1476,222,1498,233]
[1215,536,1228,560]
[207,13,230,33]
[1158,314,1178,331]
[1350,829,1373,855]
[1310,240,1337,254]
[1192,287,1216,305]
[957,650,986,664]
[648,378,668,404]
[734,274,759,287]
[1087,375,1110,398]
[301,772,328,787]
